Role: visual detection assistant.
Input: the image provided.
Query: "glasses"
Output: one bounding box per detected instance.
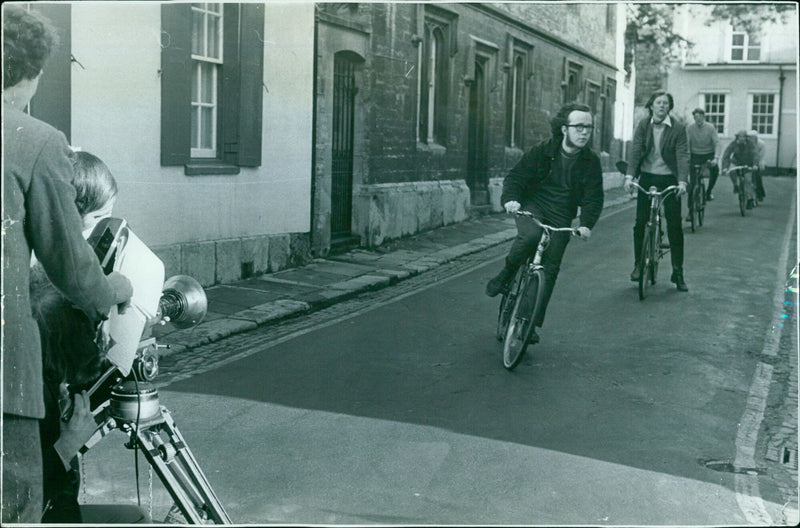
[565,124,594,133]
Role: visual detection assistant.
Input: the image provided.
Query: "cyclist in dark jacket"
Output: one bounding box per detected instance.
[485,102,604,344]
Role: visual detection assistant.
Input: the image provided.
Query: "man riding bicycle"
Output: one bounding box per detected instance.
[485,102,603,344]
[721,130,759,209]
[686,108,719,201]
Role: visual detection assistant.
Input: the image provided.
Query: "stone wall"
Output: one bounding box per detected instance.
[153,233,310,288]
[352,179,470,247]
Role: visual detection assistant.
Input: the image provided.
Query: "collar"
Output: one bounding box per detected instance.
[651,115,672,127]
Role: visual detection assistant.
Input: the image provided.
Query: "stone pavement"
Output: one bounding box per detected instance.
[152,186,634,356]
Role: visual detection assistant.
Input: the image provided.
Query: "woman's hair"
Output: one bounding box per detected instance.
[550,102,593,142]
[3,5,59,89]
[71,151,118,216]
[645,91,675,115]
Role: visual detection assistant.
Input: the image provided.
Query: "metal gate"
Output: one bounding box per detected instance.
[331,55,357,237]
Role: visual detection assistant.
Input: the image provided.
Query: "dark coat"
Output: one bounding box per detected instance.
[500,138,605,229]
[627,115,690,183]
[2,103,118,419]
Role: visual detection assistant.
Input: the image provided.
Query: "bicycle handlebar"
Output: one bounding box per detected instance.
[725,165,757,174]
[512,210,578,234]
[629,182,681,196]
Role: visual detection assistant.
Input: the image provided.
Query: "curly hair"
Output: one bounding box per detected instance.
[550,102,592,142]
[3,4,59,88]
[71,151,118,216]
[644,90,674,116]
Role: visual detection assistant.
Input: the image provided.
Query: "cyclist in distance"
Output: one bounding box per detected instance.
[485,102,603,344]
[747,129,766,202]
[686,108,719,201]
[623,90,689,292]
[721,130,759,209]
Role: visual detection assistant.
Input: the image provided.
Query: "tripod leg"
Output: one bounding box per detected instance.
[133,408,231,524]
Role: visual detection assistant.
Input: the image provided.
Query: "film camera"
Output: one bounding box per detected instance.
[72,218,231,524]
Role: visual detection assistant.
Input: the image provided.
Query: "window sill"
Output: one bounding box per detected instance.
[184,161,241,176]
[416,142,447,156]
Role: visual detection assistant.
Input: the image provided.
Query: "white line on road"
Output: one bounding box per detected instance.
[734,192,796,524]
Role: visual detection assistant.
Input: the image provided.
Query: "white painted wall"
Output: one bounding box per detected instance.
[70,2,314,247]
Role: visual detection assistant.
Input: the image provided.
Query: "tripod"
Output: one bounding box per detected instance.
[81,384,231,524]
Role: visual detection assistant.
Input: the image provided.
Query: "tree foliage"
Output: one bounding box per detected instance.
[706,3,795,36]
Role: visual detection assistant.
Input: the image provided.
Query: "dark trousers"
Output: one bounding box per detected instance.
[2,414,43,524]
[505,209,571,328]
[690,152,719,194]
[753,168,765,199]
[633,173,684,270]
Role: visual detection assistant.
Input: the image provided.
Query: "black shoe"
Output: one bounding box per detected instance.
[733,184,740,194]
[486,267,514,297]
[630,265,642,282]
[706,193,714,201]
[670,270,688,292]
[527,330,540,345]
[746,199,755,209]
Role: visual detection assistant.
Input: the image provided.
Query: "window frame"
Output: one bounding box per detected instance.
[504,36,533,150]
[730,30,761,63]
[562,59,583,104]
[416,5,457,147]
[190,3,223,159]
[161,2,264,174]
[748,92,779,138]
[699,92,729,137]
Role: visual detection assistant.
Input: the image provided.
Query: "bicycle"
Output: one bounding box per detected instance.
[726,165,758,216]
[687,161,708,232]
[495,211,576,370]
[630,182,680,300]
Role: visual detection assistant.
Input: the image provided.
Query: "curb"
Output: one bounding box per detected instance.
[157,192,634,356]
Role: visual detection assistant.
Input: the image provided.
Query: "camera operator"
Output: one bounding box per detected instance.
[2,6,132,522]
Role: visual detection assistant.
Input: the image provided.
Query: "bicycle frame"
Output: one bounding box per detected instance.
[630,182,680,299]
[496,210,575,369]
[727,165,756,216]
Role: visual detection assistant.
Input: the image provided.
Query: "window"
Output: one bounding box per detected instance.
[418,23,448,144]
[750,93,777,136]
[190,3,222,158]
[562,60,583,104]
[507,52,527,148]
[161,2,264,173]
[416,6,455,146]
[701,93,727,135]
[731,31,760,62]
[600,77,616,153]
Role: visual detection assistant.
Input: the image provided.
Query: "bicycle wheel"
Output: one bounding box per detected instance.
[502,269,544,370]
[495,269,521,341]
[698,182,706,226]
[638,227,654,300]
[738,176,747,216]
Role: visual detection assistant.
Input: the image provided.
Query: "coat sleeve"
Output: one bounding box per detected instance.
[500,146,540,205]
[721,141,734,171]
[25,130,119,323]
[579,155,605,229]
[627,118,646,178]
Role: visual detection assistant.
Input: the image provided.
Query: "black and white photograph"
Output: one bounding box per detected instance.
[2,1,798,525]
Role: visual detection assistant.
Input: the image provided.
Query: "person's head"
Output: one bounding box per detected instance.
[2,5,59,107]
[645,91,674,123]
[692,108,706,126]
[735,129,749,145]
[747,129,759,141]
[71,150,118,237]
[551,102,593,153]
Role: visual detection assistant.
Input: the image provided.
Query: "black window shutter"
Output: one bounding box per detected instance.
[29,3,71,143]
[160,3,192,166]
[237,3,264,167]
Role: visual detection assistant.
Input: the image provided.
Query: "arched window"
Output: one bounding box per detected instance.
[418,24,448,144]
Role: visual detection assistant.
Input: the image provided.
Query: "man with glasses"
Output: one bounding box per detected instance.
[485,102,603,344]
[623,90,689,292]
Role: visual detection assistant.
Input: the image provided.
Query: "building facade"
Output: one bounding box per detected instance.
[669,4,798,172]
[313,2,629,253]
[23,2,316,287]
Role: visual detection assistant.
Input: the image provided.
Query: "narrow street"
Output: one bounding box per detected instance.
[82,177,797,525]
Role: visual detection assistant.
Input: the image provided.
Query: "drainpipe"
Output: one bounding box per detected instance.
[775,65,785,173]
[310,7,319,254]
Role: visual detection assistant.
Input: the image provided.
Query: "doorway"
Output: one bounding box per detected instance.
[467,58,489,206]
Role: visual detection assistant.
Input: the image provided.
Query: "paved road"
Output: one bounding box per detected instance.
[82,177,797,525]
